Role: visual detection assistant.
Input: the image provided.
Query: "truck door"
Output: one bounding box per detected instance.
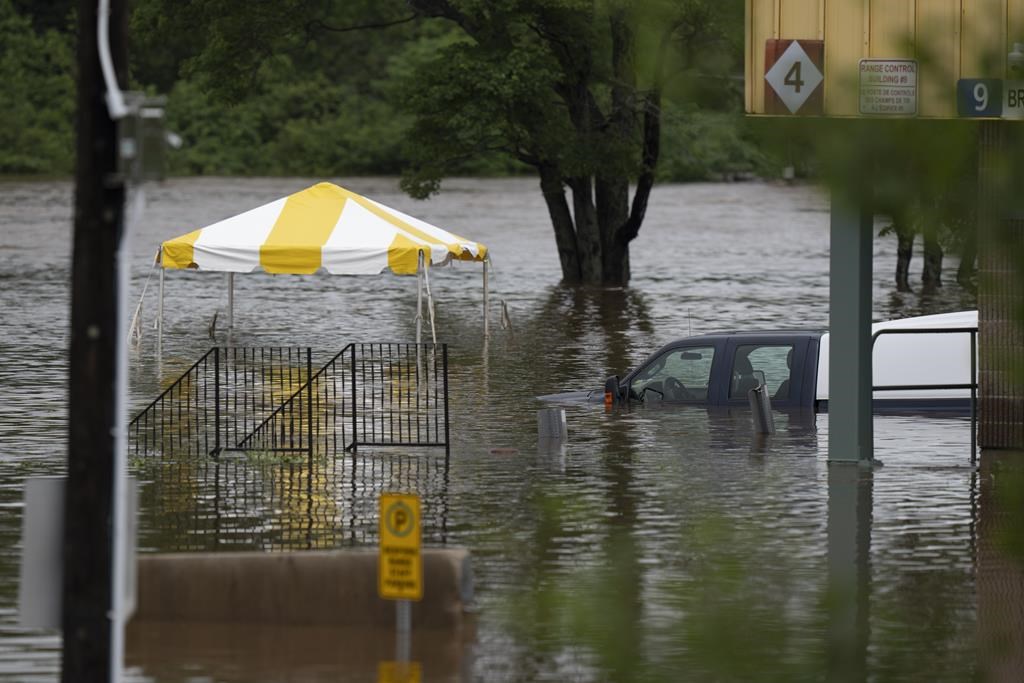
[627,342,721,404]
[717,337,812,408]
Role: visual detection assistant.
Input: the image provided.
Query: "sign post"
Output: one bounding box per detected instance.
[379,493,422,683]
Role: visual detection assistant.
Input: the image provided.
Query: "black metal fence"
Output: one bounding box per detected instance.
[238,343,450,457]
[128,347,311,459]
[129,343,450,460]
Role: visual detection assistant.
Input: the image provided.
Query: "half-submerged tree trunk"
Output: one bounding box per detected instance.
[538,170,634,285]
[892,212,915,292]
[956,225,978,291]
[538,9,664,286]
[922,229,943,292]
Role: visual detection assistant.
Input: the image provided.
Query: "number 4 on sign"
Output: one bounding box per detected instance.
[764,39,824,115]
[785,62,804,93]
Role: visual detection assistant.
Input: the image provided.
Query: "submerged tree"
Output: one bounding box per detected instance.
[403,0,740,285]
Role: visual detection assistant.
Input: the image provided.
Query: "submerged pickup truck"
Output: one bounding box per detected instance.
[539,311,978,414]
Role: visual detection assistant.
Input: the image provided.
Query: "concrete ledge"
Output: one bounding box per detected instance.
[131,548,473,629]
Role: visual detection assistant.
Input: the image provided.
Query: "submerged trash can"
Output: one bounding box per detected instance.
[537,407,568,441]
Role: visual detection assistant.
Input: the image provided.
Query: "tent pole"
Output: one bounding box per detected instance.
[483,258,490,340]
[424,257,438,346]
[157,262,164,359]
[416,252,425,393]
[227,272,234,332]
[416,252,424,348]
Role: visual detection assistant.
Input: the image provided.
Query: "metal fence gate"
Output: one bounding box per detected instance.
[129,343,450,459]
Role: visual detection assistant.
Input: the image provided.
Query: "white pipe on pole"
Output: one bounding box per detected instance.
[483,258,490,339]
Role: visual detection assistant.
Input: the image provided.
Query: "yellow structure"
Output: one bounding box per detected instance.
[745,0,1024,117]
[379,493,423,601]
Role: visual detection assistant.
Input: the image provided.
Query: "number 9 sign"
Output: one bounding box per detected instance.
[958,79,1002,117]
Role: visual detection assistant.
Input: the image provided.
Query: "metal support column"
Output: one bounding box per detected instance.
[828,192,874,463]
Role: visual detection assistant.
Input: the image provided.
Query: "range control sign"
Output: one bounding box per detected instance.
[764,39,825,115]
[859,59,918,115]
[379,493,422,601]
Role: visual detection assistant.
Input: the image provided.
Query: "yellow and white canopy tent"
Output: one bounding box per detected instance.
[152,182,491,353]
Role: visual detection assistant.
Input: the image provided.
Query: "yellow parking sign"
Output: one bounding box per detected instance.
[378,661,421,683]
[379,493,422,601]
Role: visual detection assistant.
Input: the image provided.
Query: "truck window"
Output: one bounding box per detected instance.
[631,346,716,402]
[730,345,794,399]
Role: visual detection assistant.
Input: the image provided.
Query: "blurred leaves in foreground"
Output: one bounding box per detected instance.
[506,488,987,682]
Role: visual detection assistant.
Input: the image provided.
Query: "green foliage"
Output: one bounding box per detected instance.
[400,0,749,197]
[658,109,778,181]
[6,0,769,181]
[0,0,75,175]
[164,60,411,176]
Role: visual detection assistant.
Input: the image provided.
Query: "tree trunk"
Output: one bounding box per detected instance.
[538,165,582,283]
[957,224,978,292]
[569,176,603,283]
[596,176,631,285]
[922,230,943,292]
[893,216,914,292]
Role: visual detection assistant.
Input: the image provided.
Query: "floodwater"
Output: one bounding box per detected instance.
[0,177,1010,681]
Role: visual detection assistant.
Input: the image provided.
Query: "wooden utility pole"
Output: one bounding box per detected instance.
[63,0,127,680]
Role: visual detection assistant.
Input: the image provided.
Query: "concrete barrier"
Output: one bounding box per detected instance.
[131,548,473,630]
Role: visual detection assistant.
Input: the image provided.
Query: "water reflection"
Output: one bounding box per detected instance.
[135,451,450,552]
[826,462,873,681]
[125,622,473,683]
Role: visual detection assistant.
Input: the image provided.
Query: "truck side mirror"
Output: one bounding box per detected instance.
[604,376,622,408]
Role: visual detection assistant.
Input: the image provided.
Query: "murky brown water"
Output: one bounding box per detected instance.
[0,177,996,681]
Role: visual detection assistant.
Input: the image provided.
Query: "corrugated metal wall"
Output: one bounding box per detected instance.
[977,452,1024,677]
[746,0,1024,117]
[978,121,1024,449]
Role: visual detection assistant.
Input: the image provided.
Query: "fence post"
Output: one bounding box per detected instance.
[307,348,313,466]
[213,347,221,456]
[350,345,358,454]
[971,331,977,464]
[443,344,450,459]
